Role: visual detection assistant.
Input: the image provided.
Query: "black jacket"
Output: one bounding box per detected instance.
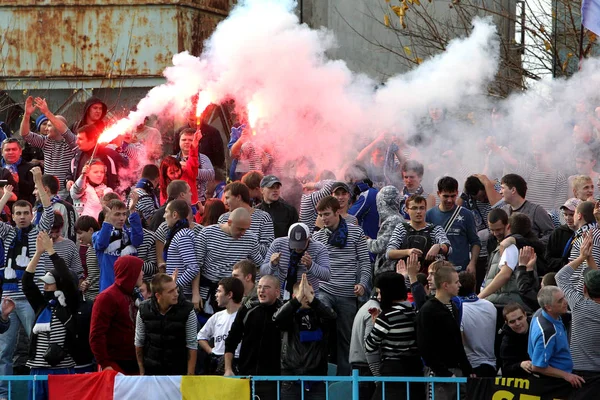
[22,253,80,362]
[516,266,540,312]
[416,297,472,376]
[224,299,282,376]
[499,320,531,377]
[138,296,194,375]
[273,297,336,375]
[545,224,574,273]
[2,160,36,205]
[256,199,299,238]
[67,146,126,190]
[148,204,168,232]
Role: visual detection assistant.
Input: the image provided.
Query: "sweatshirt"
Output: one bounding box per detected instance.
[89,256,143,373]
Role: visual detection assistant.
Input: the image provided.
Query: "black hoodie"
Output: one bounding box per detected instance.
[70,96,108,133]
[499,320,531,378]
[545,224,574,273]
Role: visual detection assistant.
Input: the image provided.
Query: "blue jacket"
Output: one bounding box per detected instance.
[349,183,379,240]
[93,212,143,292]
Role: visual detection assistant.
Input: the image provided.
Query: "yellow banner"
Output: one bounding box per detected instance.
[180,376,250,400]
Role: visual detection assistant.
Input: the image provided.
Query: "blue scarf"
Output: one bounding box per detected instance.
[163,219,190,261]
[33,299,57,334]
[135,178,159,209]
[399,185,424,220]
[1,157,22,176]
[286,248,305,295]
[461,293,479,303]
[326,216,348,248]
[34,196,60,226]
[1,225,33,292]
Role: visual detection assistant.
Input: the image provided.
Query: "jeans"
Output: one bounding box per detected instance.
[281,381,326,400]
[318,291,357,376]
[0,298,35,397]
[372,358,424,400]
[29,367,75,400]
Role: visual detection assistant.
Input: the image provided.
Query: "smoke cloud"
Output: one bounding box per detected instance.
[113,0,599,201]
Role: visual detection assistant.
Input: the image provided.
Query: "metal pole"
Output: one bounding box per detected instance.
[351,369,359,400]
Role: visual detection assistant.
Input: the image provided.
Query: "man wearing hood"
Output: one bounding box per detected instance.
[22,232,79,398]
[70,96,107,134]
[368,186,404,277]
[89,255,143,374]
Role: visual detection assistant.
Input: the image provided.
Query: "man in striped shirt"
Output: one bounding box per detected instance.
[194,208,263,314]
[218,182,274,258]
[556,233,600,378]
[299,173,336,231]
[312,196,371,376]
[568,201,600,267]
[43,213,84,281]
[163,200,197,299]
[0,168,54,398]
[386,195,451,274]
[260,222,330,300]
[20,96,77,199]
[131,164,160,223]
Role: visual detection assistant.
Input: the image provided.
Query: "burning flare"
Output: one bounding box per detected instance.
[195,91,214,126]
[247,100,261,136]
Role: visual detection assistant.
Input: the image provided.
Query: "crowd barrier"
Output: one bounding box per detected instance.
[2,370,600,399]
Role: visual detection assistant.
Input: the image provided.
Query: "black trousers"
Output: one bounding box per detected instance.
[372,357,425,400]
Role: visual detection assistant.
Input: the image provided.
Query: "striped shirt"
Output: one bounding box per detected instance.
[218,209,274,258]
[84,246,100,302]
[260,237,330,296]
[515,163,568,213]
[235,141,264,173]
[197,153,215,202]
[138,228,159,278]
[23,130,77,190]
[385,223,451,259]
[365,302,418,375]
[135,308,198,350]
[555,265,600,371]
[40,238,84,280]
[132,188,158,222]
[299,180,335,231]
[312,223,371,297]
[26,309,76,369]
[154,222,203,244]
[0,206,54,300]
[568,223,600,272]
[165,228,198,296]
[195,225,263,298]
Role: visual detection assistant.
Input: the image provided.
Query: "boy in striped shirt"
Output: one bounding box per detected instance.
[312,196,371,376]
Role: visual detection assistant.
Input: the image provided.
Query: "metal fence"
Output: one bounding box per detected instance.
[0,370,467,400]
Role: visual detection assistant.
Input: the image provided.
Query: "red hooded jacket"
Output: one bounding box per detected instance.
[89,255,142,373]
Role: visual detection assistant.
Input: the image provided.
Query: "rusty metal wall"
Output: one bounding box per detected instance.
[0,1,229,87]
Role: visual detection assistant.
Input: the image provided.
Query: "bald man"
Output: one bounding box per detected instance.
[193,207,264,314]
[224,275,282,399]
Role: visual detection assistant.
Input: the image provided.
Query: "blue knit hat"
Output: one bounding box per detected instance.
[35,115,49,132]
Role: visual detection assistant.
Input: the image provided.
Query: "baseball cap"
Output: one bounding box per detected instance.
[288,223,310,250]
[38,272,56,285]
[331,181,351,194]
[560,198,582,212]
[260,175,282,188]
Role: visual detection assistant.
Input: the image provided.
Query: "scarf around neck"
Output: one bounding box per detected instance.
[164,219,190,261]
[1,225,34,292]
[326,216,349,248]
[136,178,159,208]
[33,291,67,334]
[1,157,22,175]
[286,247,306,295]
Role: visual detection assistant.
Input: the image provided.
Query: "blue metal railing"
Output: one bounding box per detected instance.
[0,374,48,400]
[1,370,466,400]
